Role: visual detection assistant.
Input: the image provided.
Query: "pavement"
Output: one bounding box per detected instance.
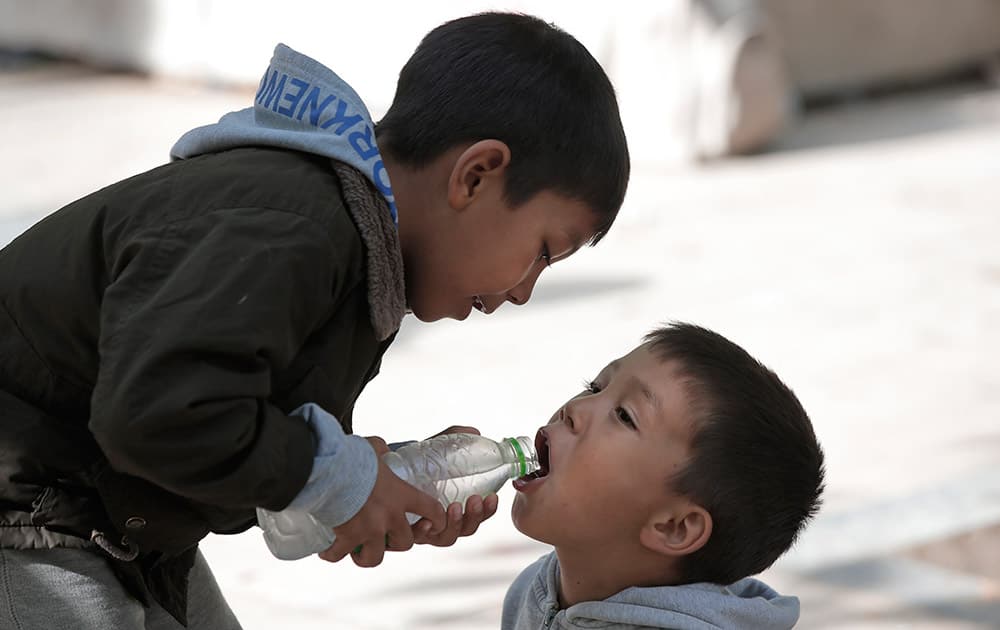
[2,57,999,629]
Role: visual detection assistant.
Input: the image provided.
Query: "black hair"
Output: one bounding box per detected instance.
[644,323,825,585]
[376,12,629,244]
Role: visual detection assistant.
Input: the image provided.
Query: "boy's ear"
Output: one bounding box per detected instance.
[639,502,712,559]
[446,139,511,211]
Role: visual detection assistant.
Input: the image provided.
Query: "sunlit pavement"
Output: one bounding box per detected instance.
[3,61,999,629]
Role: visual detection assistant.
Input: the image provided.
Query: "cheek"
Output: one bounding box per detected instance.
[551,464,607,510]
[562,459,642,513]
[484,250,539,293]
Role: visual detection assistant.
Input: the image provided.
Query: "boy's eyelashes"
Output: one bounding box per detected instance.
[539,244,551,266]
[580,379,638,430]
[616,406,637,429]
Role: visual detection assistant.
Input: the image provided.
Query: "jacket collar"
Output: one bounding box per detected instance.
[332,162,406,340]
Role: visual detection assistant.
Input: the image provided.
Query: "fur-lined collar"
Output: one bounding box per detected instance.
[331,162,406,340]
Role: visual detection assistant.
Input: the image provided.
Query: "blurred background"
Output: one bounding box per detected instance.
[2,0,999,628]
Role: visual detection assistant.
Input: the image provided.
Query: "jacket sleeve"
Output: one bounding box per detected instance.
[285,403,377,527]
[90,206,359,511]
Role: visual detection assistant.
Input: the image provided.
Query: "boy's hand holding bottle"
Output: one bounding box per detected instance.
[262,425,527,567]
[316,427,501,566]
[317,435,447,567]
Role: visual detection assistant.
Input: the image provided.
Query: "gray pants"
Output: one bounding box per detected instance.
[0,547,241,630]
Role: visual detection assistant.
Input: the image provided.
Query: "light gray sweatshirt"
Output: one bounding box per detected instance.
[503,553,800,629]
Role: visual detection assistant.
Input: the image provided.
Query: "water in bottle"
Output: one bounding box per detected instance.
[258,433,538,560]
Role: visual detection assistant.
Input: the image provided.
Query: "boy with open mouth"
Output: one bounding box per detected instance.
[504,322,825,630]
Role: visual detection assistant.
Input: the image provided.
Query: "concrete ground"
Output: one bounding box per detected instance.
[2,57,999,628]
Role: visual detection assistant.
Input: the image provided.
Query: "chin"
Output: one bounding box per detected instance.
[511,500,550,543]
[407,303,446,323]
[412,312,442,323]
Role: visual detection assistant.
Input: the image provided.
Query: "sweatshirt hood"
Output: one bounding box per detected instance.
[570,578,800,629]
[171,43,397,223]
[516,553,800,629]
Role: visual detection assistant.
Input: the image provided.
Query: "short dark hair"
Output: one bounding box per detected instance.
[376,12,629,244]
[644,323,825,585]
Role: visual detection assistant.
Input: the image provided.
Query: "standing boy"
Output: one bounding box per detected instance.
[0,13,629,629]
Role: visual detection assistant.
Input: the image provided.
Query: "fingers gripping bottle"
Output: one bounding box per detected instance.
[257,433,538,560]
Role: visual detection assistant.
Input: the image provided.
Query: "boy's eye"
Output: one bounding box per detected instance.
[616,407,637,429]
[583,379,601,394]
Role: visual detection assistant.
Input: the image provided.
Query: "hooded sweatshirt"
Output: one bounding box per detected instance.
[170,44,405,532]
[172,42,397,223]
[503,552,799,630]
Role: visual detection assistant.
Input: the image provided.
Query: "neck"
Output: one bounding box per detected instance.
[381,152,419,220]
[381,145,468,217]
[380,152,425,279]
[555,544,679,608]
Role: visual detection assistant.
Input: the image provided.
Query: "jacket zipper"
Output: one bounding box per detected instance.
[542,605,558,629]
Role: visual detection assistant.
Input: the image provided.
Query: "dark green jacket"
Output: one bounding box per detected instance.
[0,147,405,623]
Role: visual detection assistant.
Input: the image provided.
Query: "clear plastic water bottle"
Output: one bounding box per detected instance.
[257,433,538,560]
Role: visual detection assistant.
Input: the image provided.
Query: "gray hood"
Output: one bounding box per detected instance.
[170,44,405,339]
[503,552,800,629]
[171,43,397,223]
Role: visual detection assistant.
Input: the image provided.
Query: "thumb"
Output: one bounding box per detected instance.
[404,485,447,534]
[365,436,390,456]
[430,425,481,438]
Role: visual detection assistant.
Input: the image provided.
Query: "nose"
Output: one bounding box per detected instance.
[506,259,545,306]
[560,397,591,434]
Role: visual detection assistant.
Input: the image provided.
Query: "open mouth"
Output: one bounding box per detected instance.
[473,296,485,312]
[514,428,550,491]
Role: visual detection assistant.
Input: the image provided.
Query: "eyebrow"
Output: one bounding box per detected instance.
[630,376,661,413]
[604,361,660,408]
[548,228,586,264]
